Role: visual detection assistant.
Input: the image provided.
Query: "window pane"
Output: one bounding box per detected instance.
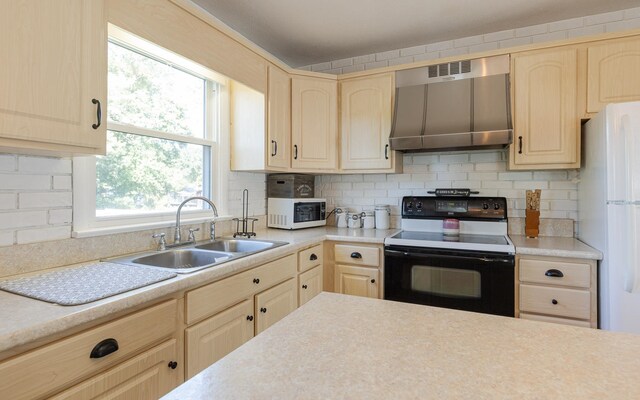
[96,131,210,217]
[107,41,206,138]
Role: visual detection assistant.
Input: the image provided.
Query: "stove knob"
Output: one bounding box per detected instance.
[494,203,500,210]
[416,202,423,209]
[482,203,489,210]
[407,202,413,209]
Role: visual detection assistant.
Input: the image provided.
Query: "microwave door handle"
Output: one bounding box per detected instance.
[385,249,511,263]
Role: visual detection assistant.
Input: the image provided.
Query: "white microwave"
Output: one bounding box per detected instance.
[268,198,326,230]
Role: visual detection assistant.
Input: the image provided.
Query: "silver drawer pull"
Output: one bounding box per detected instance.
[545,269,564,278]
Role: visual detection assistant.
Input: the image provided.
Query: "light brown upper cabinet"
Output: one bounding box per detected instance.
[267,65,291,170]
[230,64,292,172]
[339,73,402,172]
[510,47,580,170]
[0,0,106,155]
[291,76,338,171]
[587,36,640,114]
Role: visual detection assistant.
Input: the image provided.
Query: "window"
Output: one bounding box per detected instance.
[73,26,230,235]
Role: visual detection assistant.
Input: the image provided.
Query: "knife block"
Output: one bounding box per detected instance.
[525,210,540,238]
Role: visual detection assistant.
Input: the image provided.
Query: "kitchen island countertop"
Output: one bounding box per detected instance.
[163,292,640,399]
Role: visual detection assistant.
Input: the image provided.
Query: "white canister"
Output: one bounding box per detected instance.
[335,207,348,228]
[347,212,362,229]
[362,210,375,229]
[375,205,390,230]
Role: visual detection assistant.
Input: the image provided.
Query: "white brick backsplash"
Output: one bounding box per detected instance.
[400,45,426,57]
[18,156,71,174]
[483,29,515,42]
[469,42,499,54]
[341,64,365,74]
[399,181,424,189]
[499,37,532,48]
[516,24,548,37]
[332,58,353,68]
[0,155,16,171]
[365,60,388,70]
[531,31,568,43]
[626,7,640,19]
[426,41,453,52]
[53,175,72,190]
[437,172,467,181]
[585,11,624,25]
[440,48,469,58]
[49,208,72,224]
[1,174,51,190]
[549,17,584,32]
[0,194,16,210]
[376,49,400,61]
[567,25,605,38]
[17,226,71,244]
[389,56,415,66]
[513,180,549,189]
[440,154,469,163]
[20,192,72,209]
[0,210,47,229]
[606,18,640,32]
[413,52,440,62]
[448,163,474,172]
[499,172,532,180]
[0,231,13,246]
[353,54,375,65]
[311,61,332,71]
[454,35,484,47]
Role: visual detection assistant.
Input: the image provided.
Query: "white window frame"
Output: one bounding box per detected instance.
[73,24,231,238]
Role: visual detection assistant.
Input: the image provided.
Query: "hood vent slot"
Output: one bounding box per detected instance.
[390,54,512,153]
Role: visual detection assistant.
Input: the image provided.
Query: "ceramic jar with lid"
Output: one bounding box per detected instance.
[346,211,362,229]
[375,205,390,229]
[335,207,348,228]
[362,210,375,229]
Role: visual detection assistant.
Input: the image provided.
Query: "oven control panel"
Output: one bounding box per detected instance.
[402,196,508,220]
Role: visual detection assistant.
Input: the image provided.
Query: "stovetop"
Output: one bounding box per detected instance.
[390,231,510,245]
[384,230,515,254]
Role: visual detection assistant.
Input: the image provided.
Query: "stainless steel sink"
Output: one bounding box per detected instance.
[108,238,288,274]
[132,249,233,269]
[195,239,285,253]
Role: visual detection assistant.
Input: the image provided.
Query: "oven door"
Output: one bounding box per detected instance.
[384,245,514,317]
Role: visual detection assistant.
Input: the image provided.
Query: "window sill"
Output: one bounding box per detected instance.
[72,215,234,238]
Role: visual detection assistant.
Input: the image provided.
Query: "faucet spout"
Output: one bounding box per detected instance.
[175,196,219,244]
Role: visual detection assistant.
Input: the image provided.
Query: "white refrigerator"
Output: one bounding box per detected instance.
[579,101,640,334]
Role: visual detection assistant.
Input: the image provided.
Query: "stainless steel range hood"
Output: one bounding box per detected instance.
[390,55,512,152]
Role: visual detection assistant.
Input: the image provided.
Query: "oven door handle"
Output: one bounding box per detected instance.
[384,249,512,263]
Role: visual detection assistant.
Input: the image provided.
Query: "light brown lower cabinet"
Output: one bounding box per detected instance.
[255,278,298,335]
[50,339,179,400]
[185,299,255,379]
[516,255,597,328]
[299,264,324,306]
[335,264,379,299]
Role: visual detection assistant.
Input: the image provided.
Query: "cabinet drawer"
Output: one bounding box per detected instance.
[299,264,323,306]
[0,300,177,400]
[335,244,380,267]
[50,339,180,400]
[185,299,254,379]
[520,284,590,320]
[519,258,591,288]
[298,244,323,272]
[186,254,296,324]
[519,313,592,328]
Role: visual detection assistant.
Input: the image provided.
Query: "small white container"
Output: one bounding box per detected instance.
[362,210,375,229]
[335,207,348,228]
[375,205,390,230]
[347,212,362,229]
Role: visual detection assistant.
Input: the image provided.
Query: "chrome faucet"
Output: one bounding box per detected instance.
[174,196,219,245]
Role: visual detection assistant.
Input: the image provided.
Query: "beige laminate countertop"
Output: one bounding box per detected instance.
[0,227,397,358]
[163,292,640,400]
[509,235,603,260]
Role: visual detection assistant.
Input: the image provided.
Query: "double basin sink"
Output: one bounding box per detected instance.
[110,238,289,274]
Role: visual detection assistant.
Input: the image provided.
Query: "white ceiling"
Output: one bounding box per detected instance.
[192,0,640,67]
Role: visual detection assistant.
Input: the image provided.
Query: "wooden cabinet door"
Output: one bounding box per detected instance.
[340,73,394,170]
[510,47,579,168]
[267,65,291,169]
[334,264,379,299]
[291,76,338,170]
[50,339,180,400]
[587,37,640,113]
[255,278,298,334]
[185,299,254,379]
[0,0,106,153]
[299,264,323,306]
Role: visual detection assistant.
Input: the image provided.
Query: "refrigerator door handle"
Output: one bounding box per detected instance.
[624,204,640,293]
